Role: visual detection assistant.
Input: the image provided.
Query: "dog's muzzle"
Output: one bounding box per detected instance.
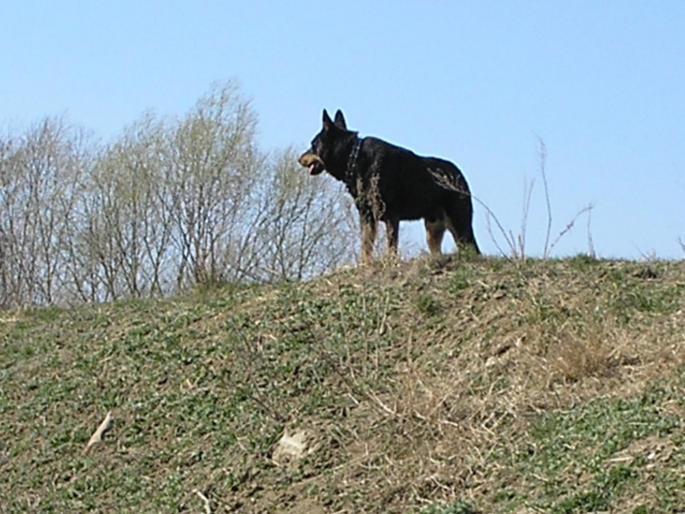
[298,151,325,176]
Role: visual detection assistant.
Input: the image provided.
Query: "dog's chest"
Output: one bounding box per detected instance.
[345,168,399,218]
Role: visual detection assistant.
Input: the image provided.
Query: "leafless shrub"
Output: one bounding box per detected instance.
[245,148,357,281]
[0,138,17,308]
[480,138,595,260]
[72,114,173,301]
[166,82,264,288]
[0,118,88,307]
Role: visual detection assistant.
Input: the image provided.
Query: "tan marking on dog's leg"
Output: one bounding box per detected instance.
[445,216,478,255]
[361,220,377,264]
[444,217,458,249]
[385,218,400,257]
[425,219,445,256]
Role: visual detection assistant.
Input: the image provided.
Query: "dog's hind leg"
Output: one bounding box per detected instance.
[445,210,481,256]
[361,219,377,264]
[384,218,400,257]
[424,219,446,256]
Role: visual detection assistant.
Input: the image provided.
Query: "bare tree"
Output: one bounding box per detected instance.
[0,136,19,308]
[73,114,174,301]
[0,118,87,307]
[0,81,366,309]
[166,81,263,288]
[246,148,357,281]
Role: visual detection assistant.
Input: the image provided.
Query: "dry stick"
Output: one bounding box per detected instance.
[537,138,593,258]
[637,246,659,262]
[519,177,536,260]
[537,137,554,259]
[547,204,594,255]
[84,410,113,453]
[474,196,517,258]
[481,190,519,259]
[587,206,597,257]
[193,490,212,514]
[485,212,511,258]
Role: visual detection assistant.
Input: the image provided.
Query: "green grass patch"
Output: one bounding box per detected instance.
[1,259,683,513]
[499,372,685,513]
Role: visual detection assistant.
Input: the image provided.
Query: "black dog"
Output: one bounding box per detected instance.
[298,109,480,262]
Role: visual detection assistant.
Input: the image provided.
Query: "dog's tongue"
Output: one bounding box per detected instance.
[309,164,317,175]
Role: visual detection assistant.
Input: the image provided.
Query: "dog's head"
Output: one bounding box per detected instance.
[298,109,349,176]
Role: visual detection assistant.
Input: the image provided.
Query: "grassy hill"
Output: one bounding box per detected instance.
[1,256,684,513]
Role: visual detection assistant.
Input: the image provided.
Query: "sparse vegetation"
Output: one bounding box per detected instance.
[0,82,357,309]
[478,138,595,262]
[1,257,683,513]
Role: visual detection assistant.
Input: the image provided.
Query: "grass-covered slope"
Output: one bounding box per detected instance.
[1,257,684,513]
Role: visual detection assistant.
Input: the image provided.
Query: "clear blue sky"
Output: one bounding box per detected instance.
[2,1,684,259]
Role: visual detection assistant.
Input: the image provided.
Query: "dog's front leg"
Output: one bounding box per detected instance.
[361,219,377,264]
[384,218,400,257]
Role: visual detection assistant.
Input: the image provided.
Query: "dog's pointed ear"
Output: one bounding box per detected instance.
[322,109,334,130]
[334,110,347,130]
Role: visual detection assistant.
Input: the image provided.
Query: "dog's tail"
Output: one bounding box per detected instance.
[428,166,481,255]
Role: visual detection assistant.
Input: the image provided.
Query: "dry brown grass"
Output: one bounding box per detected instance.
[1,257,684,513]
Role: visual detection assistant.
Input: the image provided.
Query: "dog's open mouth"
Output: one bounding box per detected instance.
[298,152,325,176]
[308,162,324,175]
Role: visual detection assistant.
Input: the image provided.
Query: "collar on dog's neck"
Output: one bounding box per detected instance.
[346,137,363,180]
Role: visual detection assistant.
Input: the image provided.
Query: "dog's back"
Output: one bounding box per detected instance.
[355,138,475,225]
